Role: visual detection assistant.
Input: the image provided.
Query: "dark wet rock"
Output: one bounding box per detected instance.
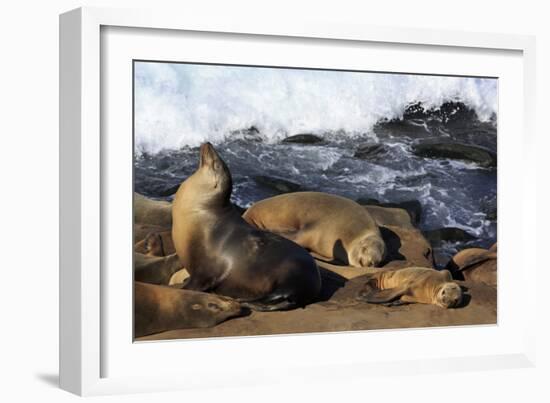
[411,141,497,168]
[232,126,263,142]
[357,198,422,226]
[135,180,180,198]
[253,175,303,194]
[353,143,389,160]
[231,203,246,215]
[282,133,324,144]
[373,119,431,138]
[485,209,497,221]
[423,227,477,244]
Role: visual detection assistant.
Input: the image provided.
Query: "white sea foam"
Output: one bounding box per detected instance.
[135,62,498,154]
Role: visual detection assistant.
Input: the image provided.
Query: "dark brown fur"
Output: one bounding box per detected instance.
[172,143,322,311]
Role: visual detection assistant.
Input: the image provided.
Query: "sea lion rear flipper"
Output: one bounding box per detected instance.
[239,294,298,312]
[357,285,409,304]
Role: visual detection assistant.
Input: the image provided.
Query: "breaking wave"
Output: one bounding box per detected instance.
[134,62,497,154]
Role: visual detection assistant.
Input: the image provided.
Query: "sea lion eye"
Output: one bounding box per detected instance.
[213,161,220,170]
[442,290,446,295]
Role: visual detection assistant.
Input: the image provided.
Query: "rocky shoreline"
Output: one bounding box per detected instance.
[134,192,497,342]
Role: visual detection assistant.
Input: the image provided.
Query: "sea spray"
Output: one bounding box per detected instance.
[134,62,497,154]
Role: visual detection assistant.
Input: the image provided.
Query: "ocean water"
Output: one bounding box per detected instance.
[134,62,497,267]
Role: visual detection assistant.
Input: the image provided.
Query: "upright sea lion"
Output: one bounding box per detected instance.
[134,192,172,228]
[357,267,463,308]
[243,192,386,268]
[134,281,244,337]
[134,253,185,285]
[172,143,321,311]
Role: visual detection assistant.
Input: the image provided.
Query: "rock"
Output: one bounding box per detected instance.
[373,119,431,138]
[353,143,388,160]
[232,126,263,142]
[423,227,477,244]
[358,198,422,226]
[169,268,190,286]
[253,175,303,193]
[281,133,324,144]
[231,203,246,215]
[134,180,181,198]
[412,142,497,168]
[445,246,497,287]
[137,277,496,340]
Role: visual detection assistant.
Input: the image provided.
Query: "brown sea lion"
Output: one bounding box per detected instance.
[134,192,172,228]
[357,267,463,308]
[445,244,497,287]
[134,230,175,256]
[243,191,386,268]
[134,281,244,337]
[172,143,321,311]
[134,253,184,285]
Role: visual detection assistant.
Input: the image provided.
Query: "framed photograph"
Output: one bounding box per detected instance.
[60,7,537,396]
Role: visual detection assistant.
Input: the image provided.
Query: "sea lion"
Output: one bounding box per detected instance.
[172,143,321,311]
[134,230,175,256]
[134,281,244,337]
[356,267,463,308]
[134,192,172,228]
[134,253,184,285]
[134,223,168,244]
[445,244,497,287]
[243,191,386,268]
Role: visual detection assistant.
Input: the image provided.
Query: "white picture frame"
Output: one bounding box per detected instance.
[59,6,537,396]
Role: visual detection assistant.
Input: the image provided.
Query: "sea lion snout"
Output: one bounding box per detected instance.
[199,142,222,168]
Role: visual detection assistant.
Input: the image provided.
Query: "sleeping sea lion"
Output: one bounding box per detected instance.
[243,191,386,268]
[134,253,185,285]
[134,192,172,228]
[445,243,497,287]
[171,143,321,311]
[134,230,175,256]
[357,267,463,308]
[134,281,244,337]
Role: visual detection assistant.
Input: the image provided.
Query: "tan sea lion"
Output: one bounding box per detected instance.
[243,191,386,268]
[445,244,497,287]
[134,253,184,285]
[172,143,321,311]
[134,230,175,256]
[134,192,172,227]
[134,281,244,337]
[357,267,463,308]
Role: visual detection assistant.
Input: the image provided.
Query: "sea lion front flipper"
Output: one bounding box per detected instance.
[357,285,409,304]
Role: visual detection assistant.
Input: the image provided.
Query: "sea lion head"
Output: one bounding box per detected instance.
[349,235,386,268]
[435,282,463,308]
[181,142,233,206]
[188,293,244,327]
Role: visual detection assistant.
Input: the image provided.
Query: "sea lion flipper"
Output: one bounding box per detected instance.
[357,285,409,304]
[240,294,298,312]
